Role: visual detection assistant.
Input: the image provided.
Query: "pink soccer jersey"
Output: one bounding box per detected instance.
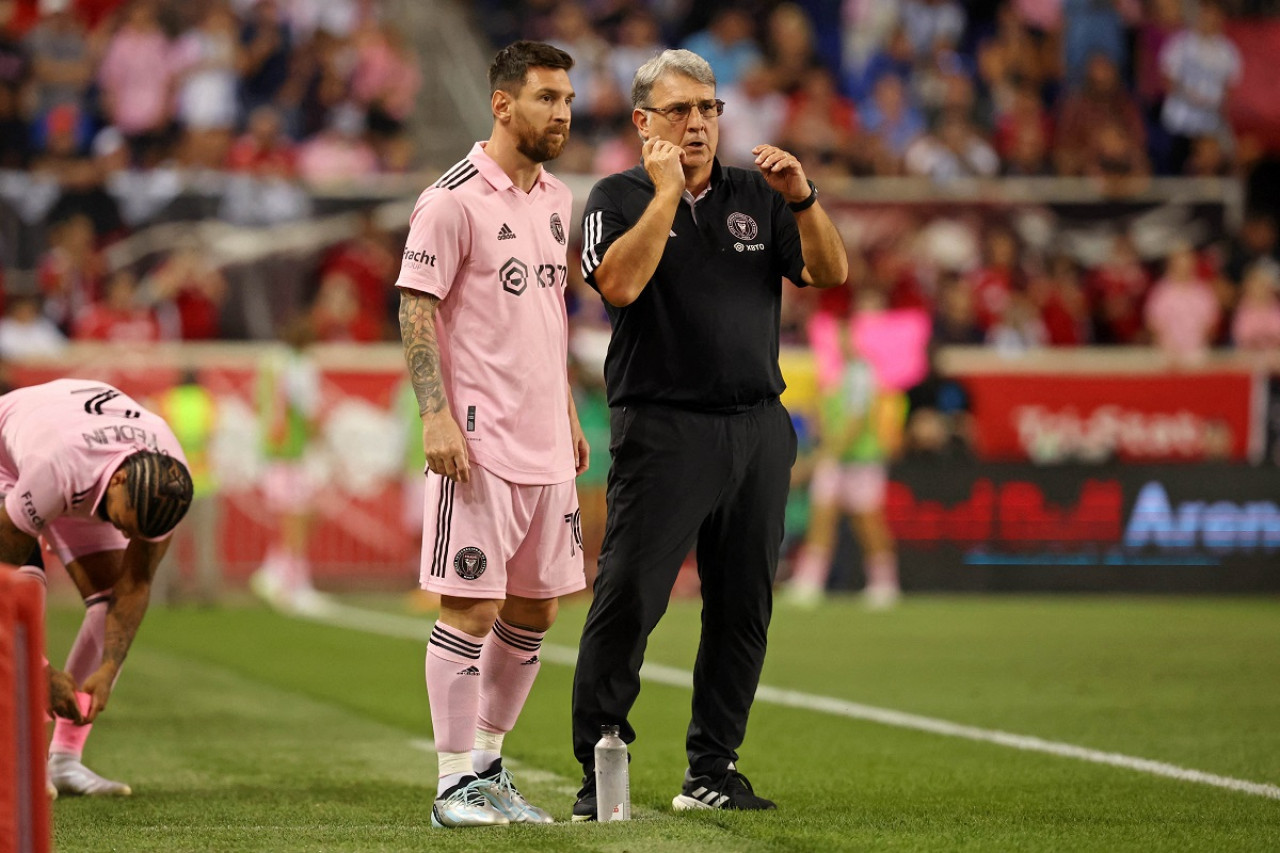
[395,142,576,485]
[0,379,189,539]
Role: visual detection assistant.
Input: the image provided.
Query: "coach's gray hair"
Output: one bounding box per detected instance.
[631,49,716,108]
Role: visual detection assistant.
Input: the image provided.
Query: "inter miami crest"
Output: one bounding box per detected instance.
[454,546,487,580]
[550,212,566,245]
[727,211,758,242]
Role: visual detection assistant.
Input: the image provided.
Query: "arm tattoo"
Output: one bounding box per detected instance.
[399,290,448,415]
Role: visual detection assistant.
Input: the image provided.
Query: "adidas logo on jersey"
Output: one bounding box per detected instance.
[497,223,517,240]
[456,665,481,676]
[521,655,540,666]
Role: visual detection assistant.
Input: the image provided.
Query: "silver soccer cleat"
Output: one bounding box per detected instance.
[430,778,510,828]
[479,764,554,824]
[48,754,133,797]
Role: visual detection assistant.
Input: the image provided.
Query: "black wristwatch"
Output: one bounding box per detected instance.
[788,180,818,212]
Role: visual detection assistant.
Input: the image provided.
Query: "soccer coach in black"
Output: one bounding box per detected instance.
[571,48,848,817]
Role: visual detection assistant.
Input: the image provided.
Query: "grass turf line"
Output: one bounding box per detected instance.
[46,596,1280,852]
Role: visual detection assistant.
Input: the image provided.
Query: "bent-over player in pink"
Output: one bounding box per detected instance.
[0,378,194,797]
[395,41,588,829]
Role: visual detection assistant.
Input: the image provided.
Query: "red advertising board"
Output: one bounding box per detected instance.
[965,372,1258,462]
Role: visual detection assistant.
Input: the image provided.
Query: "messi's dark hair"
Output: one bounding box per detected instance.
[120,451,194,538]
[488,41,574,95]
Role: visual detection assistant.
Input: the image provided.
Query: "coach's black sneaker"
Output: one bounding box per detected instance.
[671,764,776,811]
[571,773,597,821]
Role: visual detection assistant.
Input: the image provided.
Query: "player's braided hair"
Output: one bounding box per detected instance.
[120,451,194,538]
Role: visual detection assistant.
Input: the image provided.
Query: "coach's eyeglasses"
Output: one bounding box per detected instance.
[641,99,726,123]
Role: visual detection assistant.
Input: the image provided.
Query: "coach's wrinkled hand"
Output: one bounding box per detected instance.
[422,409,471,483]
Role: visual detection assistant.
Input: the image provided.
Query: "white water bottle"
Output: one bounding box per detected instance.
[594,724,630,821]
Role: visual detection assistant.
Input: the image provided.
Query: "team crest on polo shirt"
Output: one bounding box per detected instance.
[550,212,566,245]
[454,546,487,580]
[727,212,758,242]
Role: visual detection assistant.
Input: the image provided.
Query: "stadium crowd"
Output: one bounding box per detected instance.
[0,0,1277,368]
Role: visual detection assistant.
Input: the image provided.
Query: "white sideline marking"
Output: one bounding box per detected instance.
[304,601,1280,802]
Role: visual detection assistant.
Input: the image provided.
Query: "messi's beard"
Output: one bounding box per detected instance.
[514,120,568,164]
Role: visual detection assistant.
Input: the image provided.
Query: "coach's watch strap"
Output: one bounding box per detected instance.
[788,180,818,212]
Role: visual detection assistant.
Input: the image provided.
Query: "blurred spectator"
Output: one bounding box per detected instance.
[763,2,821,95]
[1159,0,1241,174]
[24,0,91,119]
[296,30,353,139]
[903,344,974,458]
[859,72,925,172]
[1000,112,1053,175]
[976,4,1048,117]
[912,39,976,125]
[1144,242,1221,366]
[94,123,184,227]
[988,289,1048,353]
[0,0,30,168]
[680,7,760,89]
[1061,0,1128,90]
[1054,52,1146,176]
[98,0,173,166]
[1135,0,1183,112]
[1032,254,1092,345]
[1183,133,1234,176]
[995,81,1052,171]
[547,0,624,133]
[1081,115,1152,194]
[607,8,666,99]
[72,267,163,342]
[317,209,396,335]
[904,109,999,182]
[1231,262,1280,358]
[717,62,788,168]
[932,270,985,344]
[967,226,1023,331]
[846,24,913,105]
[1224,210,1279,285]
[238,0,293,122]
[227,103,297,176]
[900,0,966,60]
[350,20,421,163]
[37,212,101,332]
[309,269,381,342]
[296,101,378,184]
[840,0,899,92]
[1087,233,1151,344]
[779,66,857,177]
[38,112,127,237]
[171,2,243,169]
[0,293,68,359]
[142,248,228,340]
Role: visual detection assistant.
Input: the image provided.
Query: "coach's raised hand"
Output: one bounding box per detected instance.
[751,144,809,204]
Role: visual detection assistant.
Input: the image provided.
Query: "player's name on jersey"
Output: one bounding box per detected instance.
[81,424,162,452]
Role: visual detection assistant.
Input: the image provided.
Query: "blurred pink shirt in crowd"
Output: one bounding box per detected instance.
[1144,276,1221,366]
[394,142,575,485]
[98,27,172,134]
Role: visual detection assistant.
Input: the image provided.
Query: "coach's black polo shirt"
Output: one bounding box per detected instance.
[580,158,807,412]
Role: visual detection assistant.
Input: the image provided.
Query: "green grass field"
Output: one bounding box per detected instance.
[45,593,1280,852]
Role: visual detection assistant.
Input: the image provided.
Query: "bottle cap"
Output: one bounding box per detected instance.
[601,724,620,736]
